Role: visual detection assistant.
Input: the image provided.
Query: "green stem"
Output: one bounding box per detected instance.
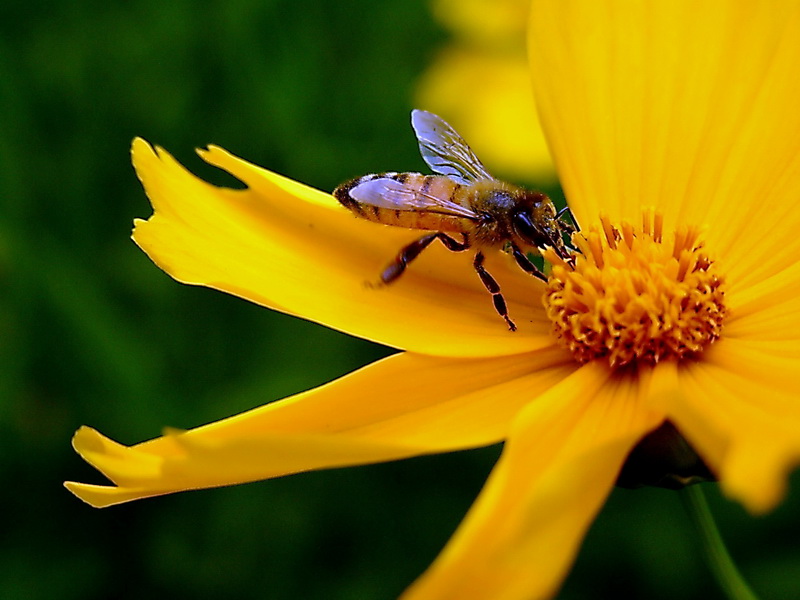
[680,485,760,600]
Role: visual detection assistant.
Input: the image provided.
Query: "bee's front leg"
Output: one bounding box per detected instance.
[381,232,470,284]
[510,243,547,281]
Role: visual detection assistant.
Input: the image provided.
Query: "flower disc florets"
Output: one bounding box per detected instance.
[543,212,726,367]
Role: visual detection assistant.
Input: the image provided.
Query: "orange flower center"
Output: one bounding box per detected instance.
[542,212,726,367]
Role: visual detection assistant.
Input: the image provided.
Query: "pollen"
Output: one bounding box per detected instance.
[542,212,726,367]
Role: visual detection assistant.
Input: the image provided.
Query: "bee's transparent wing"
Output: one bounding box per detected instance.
[411,109,495,185]
[349,177,479,219]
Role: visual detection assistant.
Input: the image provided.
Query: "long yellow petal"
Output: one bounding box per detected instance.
[65,428,421,509]
[668,339,800,514]
[528,0,800,283]
[132,139,556,357]
[401,362,663,600]
[65,348,578,508]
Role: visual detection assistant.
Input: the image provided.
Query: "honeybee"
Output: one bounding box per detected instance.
[334,110,575,331]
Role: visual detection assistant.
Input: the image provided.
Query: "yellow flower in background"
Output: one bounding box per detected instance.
[67,1,800,599]
[416,0,555,182]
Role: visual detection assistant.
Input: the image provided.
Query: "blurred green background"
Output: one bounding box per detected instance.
[2,1,798,599]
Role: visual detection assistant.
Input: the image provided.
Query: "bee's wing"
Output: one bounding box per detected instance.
[349,177,480,219]
[411,109,495,185]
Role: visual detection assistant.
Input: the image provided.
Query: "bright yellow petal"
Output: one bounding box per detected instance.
[528,0,800,282]
[668,339,800,514]
[65,427,421,508]
[65,348,579,508]
[132,139,556,357]
[725,259,800,339]
[724,304,800,343]
[401,362,663,600]
[416,46,554,183]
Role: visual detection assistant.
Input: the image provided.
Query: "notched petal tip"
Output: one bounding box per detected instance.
[130,137,161,171]
[70,426,164,486]
[193,143,242,170]
[63,481,115,509]
[195,144,223,159]
[72,426,136,468]
[64,481,170,509]
[63,481,105,508]
[194,145,219,166]
[66,426,171,508]
[71,425,104,453]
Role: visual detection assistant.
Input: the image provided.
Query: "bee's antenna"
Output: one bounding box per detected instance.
[555,205,579,257]
[556,205,580,231]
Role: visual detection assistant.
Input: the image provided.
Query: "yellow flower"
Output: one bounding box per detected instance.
[416,0,555,182]
[67,1,800,599]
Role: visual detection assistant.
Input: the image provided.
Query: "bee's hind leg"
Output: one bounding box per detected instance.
[473,251,516,332]
[381,232,470,284]
[510,243,547,282]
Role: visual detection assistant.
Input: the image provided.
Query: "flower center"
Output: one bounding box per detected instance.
[542,212,726,367]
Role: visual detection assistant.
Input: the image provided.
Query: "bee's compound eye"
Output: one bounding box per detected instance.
[512,210,547,246]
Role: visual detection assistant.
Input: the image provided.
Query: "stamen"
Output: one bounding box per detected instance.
[543,213,726,367]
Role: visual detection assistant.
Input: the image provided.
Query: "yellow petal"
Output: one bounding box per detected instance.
[669,339,800,514]
[724,303,800,343]
[528,0,800,280]
[132,139,555,356]
[401,362,663,600]
[431,0,529,46]
[421,0,555,182]
[65,348,578,508]
[725,259,800,338]
[415,46,554,183]
[64,427,420,508]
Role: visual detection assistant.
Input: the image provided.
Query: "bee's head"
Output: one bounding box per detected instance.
[511,192,570,258]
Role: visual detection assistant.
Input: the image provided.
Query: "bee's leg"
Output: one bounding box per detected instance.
[381,232,470,284]
[473,251,516,332]
[510,243,547,282]
[436,232,470,252]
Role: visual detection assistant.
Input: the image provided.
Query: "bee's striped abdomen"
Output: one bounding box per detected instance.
[333,172,402,221]
[334,172,472,233]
